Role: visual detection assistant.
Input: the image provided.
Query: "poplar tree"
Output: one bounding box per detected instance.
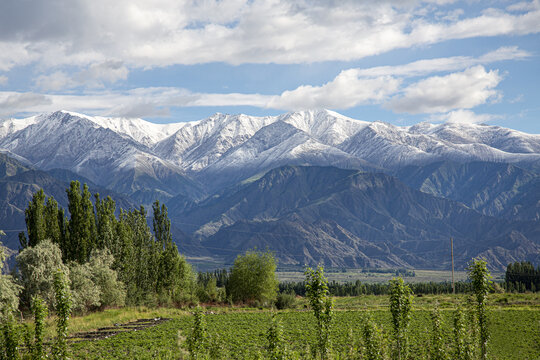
[94,194,117,250]
[44,197,62,245]
[389,277,413,360]
[24,189,46,248]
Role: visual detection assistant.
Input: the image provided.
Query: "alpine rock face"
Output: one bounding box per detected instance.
[1,109,539,269]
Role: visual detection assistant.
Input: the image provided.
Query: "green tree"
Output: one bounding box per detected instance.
[362,315,384,360]
[266,313,287,360]
[430,306,447,360]
[305,265,334,359]
[389,277,413,360]
[1,233,22,313]
[66,181,97,263]
[228,250,278,305]
[44,196,62,245]
[24,189,46,248]
[467,259,492,360]
[16,239,68,308]
[52,270,71,360]
[32,296,48,360]
[94,194,117,251]
[186,306,208,359]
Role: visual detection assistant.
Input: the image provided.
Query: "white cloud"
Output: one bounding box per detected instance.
[355,46,529,78]
[35,61,129,91]
[35,71,75,91]
[0,92,52,116]
[0,1,538,69]
[0,75,7,86]
[429,109,500,124]
[267,70,401,110]
[387,66,502,114]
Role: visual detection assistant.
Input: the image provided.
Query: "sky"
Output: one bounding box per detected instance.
[0,0,539,133]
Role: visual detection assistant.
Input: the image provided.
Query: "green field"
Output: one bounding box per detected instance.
[65,294,540,359]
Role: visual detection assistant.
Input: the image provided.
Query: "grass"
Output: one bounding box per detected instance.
[47,293,539,359]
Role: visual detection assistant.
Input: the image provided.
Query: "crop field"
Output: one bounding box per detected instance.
[67,295,540,359]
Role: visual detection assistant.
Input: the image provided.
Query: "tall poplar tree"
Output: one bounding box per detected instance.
[24,188,46,248]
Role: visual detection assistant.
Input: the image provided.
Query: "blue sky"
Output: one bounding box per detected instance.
[0,0,539,133]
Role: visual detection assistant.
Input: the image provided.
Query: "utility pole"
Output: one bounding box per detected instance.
[451,237,455,294]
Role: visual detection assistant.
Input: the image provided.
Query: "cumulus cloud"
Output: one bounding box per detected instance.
[386,66,502,114]
[0,0,539,69]
[429,109,500,124]
[267,70,401,110]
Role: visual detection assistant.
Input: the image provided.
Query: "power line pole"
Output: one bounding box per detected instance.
[451,237,455,294]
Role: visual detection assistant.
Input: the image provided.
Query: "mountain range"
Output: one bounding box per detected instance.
[1,109,539,270]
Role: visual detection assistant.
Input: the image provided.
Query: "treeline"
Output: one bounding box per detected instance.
[16,182,196,310]
[279,280,473,296]
[504,261,540,292]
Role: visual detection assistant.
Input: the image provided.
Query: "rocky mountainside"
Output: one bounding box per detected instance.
[174,165,540,270]
[1,109,539,269]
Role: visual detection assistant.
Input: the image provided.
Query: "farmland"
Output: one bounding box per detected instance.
[64,293,540,359]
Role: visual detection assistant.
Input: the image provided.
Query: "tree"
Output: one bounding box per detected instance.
[186,306,208,359]
[66,181,97,263]
[228,250,278,304]
[32,296,48,360]
[24,189,46,248]
[16,240,69,308]
[389,277,413,360]
[305,265,334,359]
[1,233,22,314]
[467,259,492,360]
[52,270,71,360]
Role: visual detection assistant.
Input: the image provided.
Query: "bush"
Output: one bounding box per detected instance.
[228,250,278,305]
[69,249,126,313]
[275,290,296,310]
[16,239,68,308]
[0,240,21,314]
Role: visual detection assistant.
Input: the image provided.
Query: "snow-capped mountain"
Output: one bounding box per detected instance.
[1,109,539,268]
[1,109,539,196]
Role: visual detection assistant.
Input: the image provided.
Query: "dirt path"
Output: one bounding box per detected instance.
[68,317,171,342]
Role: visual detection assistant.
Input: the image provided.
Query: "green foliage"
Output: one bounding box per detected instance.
[1,239,22,313]
[66,182,97,263]
[266,313,286,360]
[24,189,46,248]
[389,277,413,360]
[16,239,68,308]
[305,265,334,359]
[69,248,126,313]
[467,259,492,360]
[275,290,296,310]
[362,315,385,360]
[452,307,474,360]
[186,307,208,359]
[429,307,447,360]
[32,296,48,360]
[505,261,540,292]
[53,270,71,360]
[228,250,278,305]
[1,311,20,360]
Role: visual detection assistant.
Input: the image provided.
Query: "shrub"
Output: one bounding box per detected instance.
[275,290,296,310]
[16,240,68,308]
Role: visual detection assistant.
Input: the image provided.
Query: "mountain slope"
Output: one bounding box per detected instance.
[174,165,540,269]
[0,111,206,203]
[396,161,540,221]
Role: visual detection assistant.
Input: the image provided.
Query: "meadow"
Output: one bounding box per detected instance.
[62,293,540,359]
